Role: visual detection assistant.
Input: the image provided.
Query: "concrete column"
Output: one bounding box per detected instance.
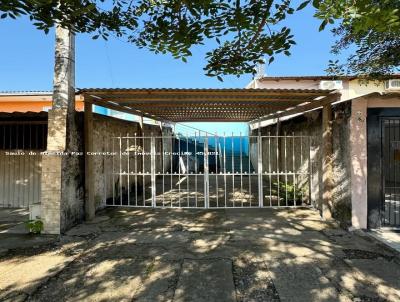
[350,98,368,229]
[322,104,333,219]
[41,25,75,234]
[84,101,95,221]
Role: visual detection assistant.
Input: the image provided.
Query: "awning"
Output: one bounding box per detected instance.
[79,88,336,123]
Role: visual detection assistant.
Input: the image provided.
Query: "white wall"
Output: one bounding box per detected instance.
[253,79,385,102]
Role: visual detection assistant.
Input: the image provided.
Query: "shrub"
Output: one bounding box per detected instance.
[25,219,44,234]
[272,181,304,202]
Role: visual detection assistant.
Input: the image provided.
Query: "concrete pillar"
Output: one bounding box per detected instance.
[322,104,333,219]
[41,25,75,234]
[84,101,95,221]
[350,98,368,229]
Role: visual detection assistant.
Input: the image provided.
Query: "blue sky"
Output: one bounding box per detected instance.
[0,3,348,134]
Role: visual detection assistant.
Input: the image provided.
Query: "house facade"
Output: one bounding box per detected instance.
[246,75,395,99]
[1,79,399,233]
[248,76,400,229]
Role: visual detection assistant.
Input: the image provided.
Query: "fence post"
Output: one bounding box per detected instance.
[204,136,209,208]
[258,133,263,207]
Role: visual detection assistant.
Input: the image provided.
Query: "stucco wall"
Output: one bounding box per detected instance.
[60,111,85,232]
[251,102,353,226]
[255,79,322,90]
[348,81,385,100]
[0,94,84,113]
[253,79,385,103]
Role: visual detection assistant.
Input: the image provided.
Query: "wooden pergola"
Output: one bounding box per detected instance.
[80,88,340,221]
[79,88,337,123]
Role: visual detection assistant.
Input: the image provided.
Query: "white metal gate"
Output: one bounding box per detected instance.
[105,133,314,208]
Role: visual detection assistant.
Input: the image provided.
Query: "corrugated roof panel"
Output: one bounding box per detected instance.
[0,91,52,96]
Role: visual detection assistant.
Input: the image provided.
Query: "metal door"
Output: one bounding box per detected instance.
[382,118,400,226]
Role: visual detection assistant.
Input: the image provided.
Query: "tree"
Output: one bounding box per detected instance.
[1,0,297,80]
[311,0,400,77]
[3,1,399,79]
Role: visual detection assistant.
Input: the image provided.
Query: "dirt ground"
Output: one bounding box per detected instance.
[1,207,400,302]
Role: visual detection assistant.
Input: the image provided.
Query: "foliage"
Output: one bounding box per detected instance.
[311,0,400,77]
[0,0,297,79]
[25,219,44,234]
[2,1,399,79]
[325,60,346,77]
[272,181,304,202]
[0,0,137,38]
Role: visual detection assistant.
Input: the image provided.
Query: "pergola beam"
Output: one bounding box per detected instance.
[114,102,300,108]
[81,89,330,98]
[249,93,341,126]
[83,94,166,123]
[99,97,317,103]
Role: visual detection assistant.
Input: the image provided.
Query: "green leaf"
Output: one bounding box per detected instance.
[296,1,310,11]
[319,20,328,31]
[312,0,320,8]
[268,57,275,64]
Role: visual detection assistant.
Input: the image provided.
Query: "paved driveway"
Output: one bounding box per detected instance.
[1,208,400,302]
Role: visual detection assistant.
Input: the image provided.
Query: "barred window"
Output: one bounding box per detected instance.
[0,123,47,150]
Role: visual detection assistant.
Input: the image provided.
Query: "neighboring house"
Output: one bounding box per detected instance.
[0,91,84,112]
[248,75,400,229]
[247,75,400,102]
[0,91,134,120]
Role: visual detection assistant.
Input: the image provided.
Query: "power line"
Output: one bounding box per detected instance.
[103,40,116,87]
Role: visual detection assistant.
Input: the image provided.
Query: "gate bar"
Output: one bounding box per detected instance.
[204,136,209,208]
[258,133,263,207]
[127,133,130,206]
[151,136,156,207]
